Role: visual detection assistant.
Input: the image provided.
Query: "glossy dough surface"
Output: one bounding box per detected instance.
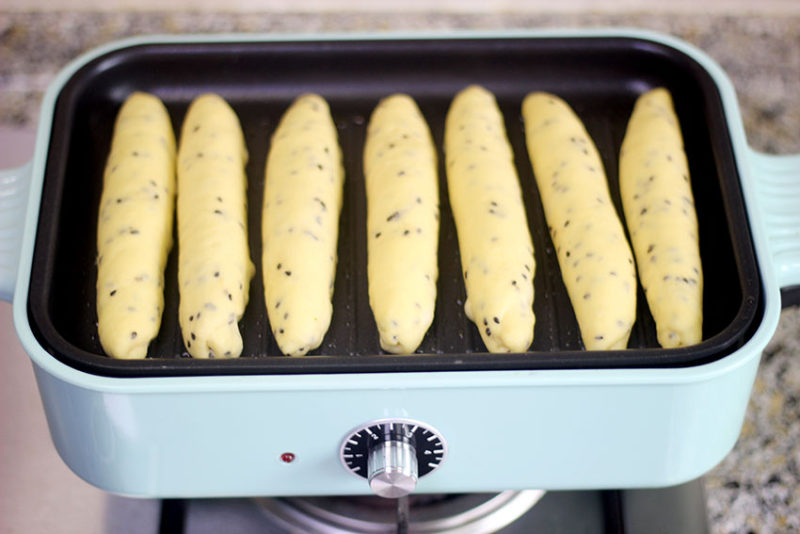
[523,92,636,350]
[262,94,344,356]
[619,87,703,348]
[364,94,439,354]
[96,92,176,359]
[177,94,254,359]
[445,85,535,353]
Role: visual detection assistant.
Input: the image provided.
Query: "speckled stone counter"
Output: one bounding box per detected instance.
[1,11,799,533]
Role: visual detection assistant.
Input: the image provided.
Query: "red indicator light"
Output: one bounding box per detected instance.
[280,452,296,463]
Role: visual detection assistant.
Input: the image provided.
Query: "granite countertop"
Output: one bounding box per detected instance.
[1,10,799,533]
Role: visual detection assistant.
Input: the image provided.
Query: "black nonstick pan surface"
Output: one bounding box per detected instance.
[27,35,761,377]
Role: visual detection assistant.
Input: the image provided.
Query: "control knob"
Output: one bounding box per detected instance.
[340,419,446,498]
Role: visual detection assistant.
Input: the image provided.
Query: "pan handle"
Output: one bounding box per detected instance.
[0,161,32,302]
[749,151,800,306]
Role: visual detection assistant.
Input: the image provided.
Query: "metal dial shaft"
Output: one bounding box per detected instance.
[367,439,418,498]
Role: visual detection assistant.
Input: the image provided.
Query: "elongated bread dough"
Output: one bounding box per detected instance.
[523,93,637,350]
[96,92,176,359]
[619,87,703,348]
[364,94,439,354]
[262,94,344,356]
[444,85,535,353]
[177,93,254,359]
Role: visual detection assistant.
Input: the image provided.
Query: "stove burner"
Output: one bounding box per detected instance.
[254,490,546,533]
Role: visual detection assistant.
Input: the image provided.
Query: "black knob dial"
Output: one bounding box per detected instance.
[340,419,446,497]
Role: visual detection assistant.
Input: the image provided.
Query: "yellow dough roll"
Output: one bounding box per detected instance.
[96,92,176,359]
[177,93,254,359]
[364,94,439,354]
[619,87,703,348]
[444,85,535,353]
[262,94,344,356]
[522,92,636,350]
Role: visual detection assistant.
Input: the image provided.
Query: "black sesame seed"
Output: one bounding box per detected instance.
[189,315,194,321]
[387,211,400,222]
[130,331,137,339]
[595,335,604,340]
[493,317,500,324]
[214,271,220,277]
[404,229,410,236]
[583,293,591,299]
[317,164,324,170]
[279,328,285,334]
[647,244,655,253]
[285,271,292,276]
[191,332,196,340]
[277,263,282,269]
[214,209,223,215]
[109,290,117,296]
[375,232,382,238]
[640,207,648,215]
[485,327,491,336]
